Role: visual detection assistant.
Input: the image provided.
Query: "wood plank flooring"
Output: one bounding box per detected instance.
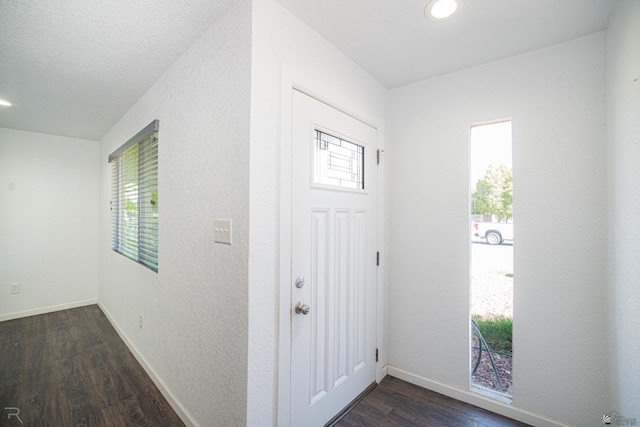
[3,305,530,426]
[0,305,184,426]
[334,376,531,427]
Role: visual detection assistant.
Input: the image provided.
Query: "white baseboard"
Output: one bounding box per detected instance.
[0,299,97,322]
[377,363,389,383]
[97,302,200,427]
[387,366,569,427]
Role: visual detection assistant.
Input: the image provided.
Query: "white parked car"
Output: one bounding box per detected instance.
[474,221,513,245]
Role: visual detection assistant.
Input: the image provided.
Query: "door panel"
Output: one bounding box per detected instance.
[290,90,378,426]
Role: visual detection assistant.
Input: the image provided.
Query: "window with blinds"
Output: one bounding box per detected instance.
[109,120,159,272]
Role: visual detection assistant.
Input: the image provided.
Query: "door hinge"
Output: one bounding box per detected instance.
[377,148,384,165]
[376,348,379,362]
[376,251,380,266]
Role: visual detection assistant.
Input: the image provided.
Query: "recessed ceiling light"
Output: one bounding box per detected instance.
[425,0,463,22]
[0,99,11,107]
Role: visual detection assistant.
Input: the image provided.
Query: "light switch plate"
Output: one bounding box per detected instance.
[214,218,232,244]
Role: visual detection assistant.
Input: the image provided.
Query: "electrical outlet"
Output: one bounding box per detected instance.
[138,313,144,329]
[9,283,20,294]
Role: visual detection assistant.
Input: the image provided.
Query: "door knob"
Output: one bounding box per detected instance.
[295,301,310,315]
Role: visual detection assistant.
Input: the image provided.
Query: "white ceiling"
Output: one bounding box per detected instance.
[0,0,616,141]
[0,0,234,140]
[275,0,616,88]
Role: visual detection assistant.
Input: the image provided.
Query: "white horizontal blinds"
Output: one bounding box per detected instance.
[109,120,159,272]
[138,134,158,270]
[111,155,123,251]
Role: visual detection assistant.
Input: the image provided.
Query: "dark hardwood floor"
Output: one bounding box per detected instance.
[0,305,184,427]
[334,376,530,427]
[3,305,529,426]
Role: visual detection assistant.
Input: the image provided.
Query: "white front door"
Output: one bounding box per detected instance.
[290,89,378,426]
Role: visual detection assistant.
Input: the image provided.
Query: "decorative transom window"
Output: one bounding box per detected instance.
[313,129,364,190]
[109,120,159,272]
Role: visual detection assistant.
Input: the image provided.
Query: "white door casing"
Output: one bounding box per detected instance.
[290,90,378,426]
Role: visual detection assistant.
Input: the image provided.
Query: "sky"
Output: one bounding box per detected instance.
[469,120,512,186]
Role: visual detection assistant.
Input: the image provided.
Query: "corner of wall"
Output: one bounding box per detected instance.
[605,0,640,418]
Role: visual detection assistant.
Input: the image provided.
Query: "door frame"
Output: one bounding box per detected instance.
[277,67,387,426]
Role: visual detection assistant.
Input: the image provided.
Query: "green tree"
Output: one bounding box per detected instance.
[472,165,512,221]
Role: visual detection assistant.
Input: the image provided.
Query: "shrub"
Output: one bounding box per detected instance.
[473,316,512,354]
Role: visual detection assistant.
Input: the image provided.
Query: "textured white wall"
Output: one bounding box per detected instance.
[388,33,608,426]
[606,0,640,420]
[98,1,251,425]
[0,128,98,319]
[248,1,387,424]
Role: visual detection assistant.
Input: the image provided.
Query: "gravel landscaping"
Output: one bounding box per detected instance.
[471,335,513,395]
[471,270,513,319]
[471,268,514,395]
